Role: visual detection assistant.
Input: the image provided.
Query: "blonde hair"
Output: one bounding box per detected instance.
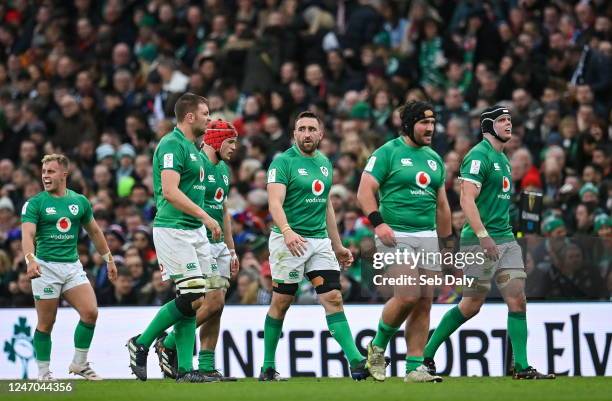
[41,154,70,170]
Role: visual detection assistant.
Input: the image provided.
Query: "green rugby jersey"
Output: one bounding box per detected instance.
[201,152,231,243]
[364,137,445,232]
[459,137,515,244]
[21,189,93,263]
[153,127,206,230]
[267,145,333,238]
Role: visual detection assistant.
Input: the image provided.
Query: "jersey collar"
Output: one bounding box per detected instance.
[397,136,425,150]
[173,126,187,140]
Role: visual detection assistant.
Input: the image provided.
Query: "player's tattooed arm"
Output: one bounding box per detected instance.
[460,180,499,261]
[21,222,41,279]
[268,182,306,256]
[326,200,353,267]
[325,199,342,250]
[357,172,396,247]
[161,169,221,240]
[83,219,117,281]
[436,186,452,238]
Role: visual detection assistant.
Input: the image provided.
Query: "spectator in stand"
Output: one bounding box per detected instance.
[98,266,138,306]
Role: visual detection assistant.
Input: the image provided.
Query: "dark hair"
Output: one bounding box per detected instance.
[130,183,149,194]
[295,111,322,127]
[174,92,208,122]
[584,163,603,176]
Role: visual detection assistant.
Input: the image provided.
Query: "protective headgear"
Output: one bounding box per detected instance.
[400,101,436,145]
[204,119,238,159]
[480,105,511,142]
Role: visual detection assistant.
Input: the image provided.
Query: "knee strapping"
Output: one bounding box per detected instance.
[205,275,230,290]
[175,292,203,316]
[175,276,206,316]
[495,270,527,290]
[468,279,491,293]
[272,282,298,295]
[306,270,341,294]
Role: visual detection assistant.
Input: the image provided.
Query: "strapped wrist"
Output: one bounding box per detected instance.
[368,211,384,228]
[102,252,114,263]
[476,229,489,239]
[25,253,35,265]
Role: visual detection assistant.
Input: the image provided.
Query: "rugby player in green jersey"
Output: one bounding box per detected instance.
[127,93,222,383]
[155,119,240,381]
[22,154,118,381]
[422,105,555,380]
[358,101,452,382]
[260,111,369,381]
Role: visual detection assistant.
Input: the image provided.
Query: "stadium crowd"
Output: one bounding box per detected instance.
[0,0,610,307]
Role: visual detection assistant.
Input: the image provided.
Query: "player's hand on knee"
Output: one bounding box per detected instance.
[375,223,396,247]
[107,260,118,282]
[335,246,354,268]
[203,215,222,241]
[26,260,42,279]
[284,230,307,256]
[479,237,499,261]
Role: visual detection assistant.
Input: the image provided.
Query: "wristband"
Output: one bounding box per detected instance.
[229,248,237,258]
[102,252,114,263]
[25,253,35,265]
[368,211,384,228]
[281,224,292,234]
[476,229,489,239]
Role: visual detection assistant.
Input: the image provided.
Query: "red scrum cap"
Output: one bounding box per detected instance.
[204,119,238,151]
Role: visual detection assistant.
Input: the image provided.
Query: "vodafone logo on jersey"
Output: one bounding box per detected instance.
[214,187,224,203]
[56,217,71,233]
[415,171,431,189]
[312,179,325,196]
[502,176,511,192]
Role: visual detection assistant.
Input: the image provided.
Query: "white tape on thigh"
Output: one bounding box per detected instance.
[204,275,230,290]
[177,277,207,294]
[495,270,527,290]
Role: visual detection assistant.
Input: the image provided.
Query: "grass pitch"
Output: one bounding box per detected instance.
[2,377,609,401]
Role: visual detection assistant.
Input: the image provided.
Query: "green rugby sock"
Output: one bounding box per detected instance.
[198,350,215,372]
[326,312,364,368]
[508,312,529,371]
[262,315,283,370]
[33,330,51,362]
[372,319,400,350]
[175,316,196,375]
[137,300,183,348]
[163,330,176,350]
[406,356,424,373]
[74,321,95,349]
[424,305,468,358]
